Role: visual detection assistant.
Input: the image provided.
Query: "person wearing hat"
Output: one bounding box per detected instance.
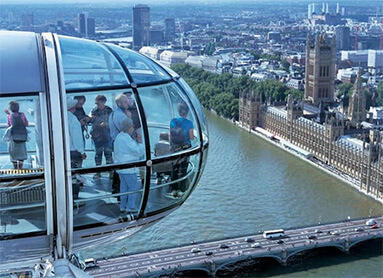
[67,97,87,199]
[67,97,87,167]
[114,118,144,217]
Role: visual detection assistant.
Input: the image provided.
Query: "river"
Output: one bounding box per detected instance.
[84,110,383,277]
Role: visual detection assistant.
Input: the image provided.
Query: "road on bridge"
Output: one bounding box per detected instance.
[86,216,383,277]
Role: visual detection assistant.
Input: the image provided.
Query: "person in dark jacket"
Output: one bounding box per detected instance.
[89,95,113,178]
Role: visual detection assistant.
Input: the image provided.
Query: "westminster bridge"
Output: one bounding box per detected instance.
[86,216,383,277]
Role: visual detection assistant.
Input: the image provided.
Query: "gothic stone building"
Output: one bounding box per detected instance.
[239,92,383,202]
[304,33,336,106]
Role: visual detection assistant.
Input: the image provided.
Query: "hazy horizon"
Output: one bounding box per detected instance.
[0,0,374,5]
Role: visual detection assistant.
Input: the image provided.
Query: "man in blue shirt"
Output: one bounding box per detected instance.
[168,102,194,198]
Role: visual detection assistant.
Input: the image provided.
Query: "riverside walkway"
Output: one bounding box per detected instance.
[86,216,383,277]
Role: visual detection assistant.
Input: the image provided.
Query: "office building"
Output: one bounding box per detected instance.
[87,18,95,37]
[133,4,150,50]
[77,13,95,38]
[335,26,350,51]
[164,18,176,42]
[368,50,383,74]
[78,13,86,37]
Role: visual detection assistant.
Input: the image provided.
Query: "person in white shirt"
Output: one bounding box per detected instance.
[67,97,87,168]
[114,118,144,215]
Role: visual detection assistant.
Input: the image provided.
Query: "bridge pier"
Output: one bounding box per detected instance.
[210,261,216,277]
[344,238,350,254]
[281,248,288,266]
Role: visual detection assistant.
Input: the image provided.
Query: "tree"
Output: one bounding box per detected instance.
[337,83,353,97]
[287,88,304,101]
[204,42,216,56]
[376,82,383,107]
[363,88,372,110]
[280,59,290,71]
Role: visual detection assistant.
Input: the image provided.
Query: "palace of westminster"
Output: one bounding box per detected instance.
[239,33,383,202]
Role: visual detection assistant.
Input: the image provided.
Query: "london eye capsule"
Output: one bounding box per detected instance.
[0,31,208,271]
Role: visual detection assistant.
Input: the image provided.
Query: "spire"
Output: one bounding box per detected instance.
[331,34,336,47]
[353,68,362,96]
[287,94,293,109]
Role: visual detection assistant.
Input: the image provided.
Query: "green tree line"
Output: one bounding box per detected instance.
[171,63,303,120]
[337,82,383,109]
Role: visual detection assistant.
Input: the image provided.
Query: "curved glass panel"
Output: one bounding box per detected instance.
[108,44,171,84]
[72,168,146,226]
[146,152,201,213]
[0,179,46,236]
[0,96,44,171]
[59,36,128,90]
[0,95,46,237]
[138,82,201,157]
[66,91,146,228]
[0,31,44,95]
[178,78,208,145]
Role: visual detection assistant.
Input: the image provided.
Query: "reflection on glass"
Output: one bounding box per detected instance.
[59,36,128,90]
[138,83,200,156]
[72,169,146,226]
[67,90,147,226]
[108,44,171,84]
[146,153,201,214]
[1,96,44,172]
[0,179,46,237]
[179,78,208,145]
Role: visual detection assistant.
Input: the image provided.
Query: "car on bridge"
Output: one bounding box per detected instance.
[366,219,377,226]
[251,242,261,248]
[306,234,317,239]
[191,248,201,253]
[219,244,229,249]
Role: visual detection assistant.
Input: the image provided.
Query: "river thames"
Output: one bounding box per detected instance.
[84,111,383,277]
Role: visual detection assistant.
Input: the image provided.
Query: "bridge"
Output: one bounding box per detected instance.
[86,216,383,277]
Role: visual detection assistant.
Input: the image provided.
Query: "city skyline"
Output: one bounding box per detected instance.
[2,0,383,5]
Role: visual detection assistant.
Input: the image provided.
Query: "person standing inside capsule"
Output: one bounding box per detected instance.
[109,93,131,141]
[67,97,87,200]
[3,101,29,169]
[67,97,87,168]
[169,102,194,197]
[114,118,144,216]
[73,95,90,141]
[89,95,113,178]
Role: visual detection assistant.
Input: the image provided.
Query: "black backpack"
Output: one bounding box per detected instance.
[10,114,28,142]
[170,119,186,145]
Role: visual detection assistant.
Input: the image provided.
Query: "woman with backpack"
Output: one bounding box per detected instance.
[4,100,29,169]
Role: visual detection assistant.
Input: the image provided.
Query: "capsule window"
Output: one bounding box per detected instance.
[0,95,47,237]
[59,36,129,90]
[65,90,146,227]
